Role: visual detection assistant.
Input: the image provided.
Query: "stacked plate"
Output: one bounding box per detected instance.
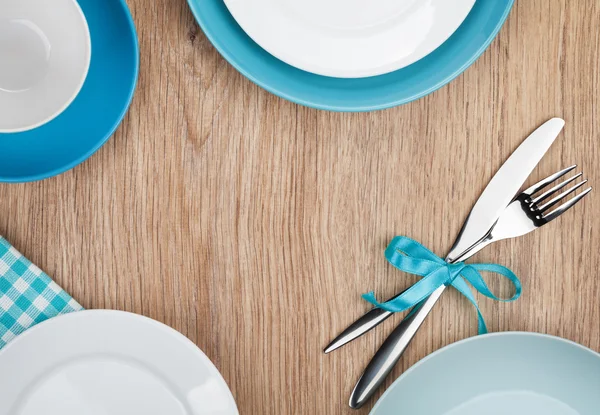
[187,0,515,111]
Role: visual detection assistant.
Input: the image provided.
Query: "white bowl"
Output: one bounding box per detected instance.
[0,0,91,133]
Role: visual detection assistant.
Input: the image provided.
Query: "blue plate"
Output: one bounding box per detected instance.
[187,0,513,112]
[0,0,139,183]
[371,332,600,415]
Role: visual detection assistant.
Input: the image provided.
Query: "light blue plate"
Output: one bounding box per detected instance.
[371,332,600,415]
[187,0,514,112]
[0,0,139,183]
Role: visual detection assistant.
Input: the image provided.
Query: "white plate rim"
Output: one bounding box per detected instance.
[222,0,476,78]
[0,309,239,415]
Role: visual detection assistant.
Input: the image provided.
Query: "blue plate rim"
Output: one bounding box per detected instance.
[369,331,600,414]
[187,0,515,112]
[0,0,140,183]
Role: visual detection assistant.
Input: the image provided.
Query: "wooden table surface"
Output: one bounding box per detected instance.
[1,0,599,413]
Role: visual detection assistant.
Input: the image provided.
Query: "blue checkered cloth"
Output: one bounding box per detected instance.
[0,236,82,349]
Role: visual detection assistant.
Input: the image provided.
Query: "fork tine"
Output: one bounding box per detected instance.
[523,165,577,195]
[538,180,588,212]
[542,187,592,222]
[531,173,583,204]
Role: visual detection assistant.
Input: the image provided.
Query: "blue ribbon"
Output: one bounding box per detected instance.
[362,236,522,334]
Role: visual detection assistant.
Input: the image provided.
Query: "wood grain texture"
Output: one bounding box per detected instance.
[1,0,599,413]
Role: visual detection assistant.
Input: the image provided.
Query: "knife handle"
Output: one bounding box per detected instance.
[349,284,447,409]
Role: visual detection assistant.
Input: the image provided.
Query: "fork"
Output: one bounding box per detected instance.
[349,165,592,409]
[447,164,590,258]
[326,165,591,356]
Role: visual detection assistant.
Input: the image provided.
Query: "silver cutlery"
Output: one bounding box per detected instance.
[322,118,593,408]
[325,118,568,356]
[349,164,591,408]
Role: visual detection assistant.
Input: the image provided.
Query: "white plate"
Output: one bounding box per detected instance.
[0,0,91,133]
[371,332,600,415]
[0,310,239,415]
[223,0,475,78]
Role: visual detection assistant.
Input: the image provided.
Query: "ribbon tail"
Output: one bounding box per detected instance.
[401,300,425,322]
[451,276,488,335]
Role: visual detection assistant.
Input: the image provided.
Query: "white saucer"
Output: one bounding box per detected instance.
[0,311,239,415]
[223,0,475,78]
[0,0,91,133]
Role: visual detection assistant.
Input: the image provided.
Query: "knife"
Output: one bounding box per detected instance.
[344,118,566,408]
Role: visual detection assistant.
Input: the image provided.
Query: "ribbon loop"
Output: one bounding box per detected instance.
[363,236,522,334]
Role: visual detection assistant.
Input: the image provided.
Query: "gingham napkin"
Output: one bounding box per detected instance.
[0,236,82,349]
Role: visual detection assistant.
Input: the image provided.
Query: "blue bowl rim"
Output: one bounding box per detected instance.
[187,0,515,112]
[370,331,600,414]
[0,0,140,183]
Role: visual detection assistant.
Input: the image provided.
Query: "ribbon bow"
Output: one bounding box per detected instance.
[362,236,522,334]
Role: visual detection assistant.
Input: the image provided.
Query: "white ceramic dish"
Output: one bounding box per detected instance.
[0,0,91,133]
[0,310,239,415]
[371,332,600,415]
[223,0,475,78]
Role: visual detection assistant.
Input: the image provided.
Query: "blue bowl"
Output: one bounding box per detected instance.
[0,0,139,183]
[188,0,514,112]
[371,333,600,415]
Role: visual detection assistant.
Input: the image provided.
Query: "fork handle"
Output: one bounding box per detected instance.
[349,284,447,408]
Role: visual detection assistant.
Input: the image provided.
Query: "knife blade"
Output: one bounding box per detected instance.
[325,118,566,355]
[344,118,565,408]
[445,117,566,260]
